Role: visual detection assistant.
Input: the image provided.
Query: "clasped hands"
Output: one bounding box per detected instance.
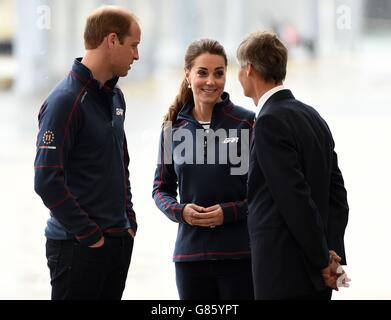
[183,204,351,291]
[321,250,351,290]
[183,203,224,228]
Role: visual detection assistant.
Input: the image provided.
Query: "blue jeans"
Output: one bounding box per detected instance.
[46,233,133,300]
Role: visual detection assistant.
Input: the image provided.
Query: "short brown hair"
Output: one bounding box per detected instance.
[237,31,287,84]
[84,6,138,50]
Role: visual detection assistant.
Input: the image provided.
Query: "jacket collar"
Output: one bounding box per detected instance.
[258,89,295,118]
[70,57,119,91]
[177,91,231,123]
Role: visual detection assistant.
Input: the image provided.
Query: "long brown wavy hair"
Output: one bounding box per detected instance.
[163,39,227,124]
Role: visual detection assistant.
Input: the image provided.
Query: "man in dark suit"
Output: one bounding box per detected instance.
[236,31,349,299]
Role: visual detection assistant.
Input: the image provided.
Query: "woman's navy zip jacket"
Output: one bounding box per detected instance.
[34,58,137,247]
[152,92,255,262]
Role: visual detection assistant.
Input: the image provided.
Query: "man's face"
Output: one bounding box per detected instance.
[111,21,141,77]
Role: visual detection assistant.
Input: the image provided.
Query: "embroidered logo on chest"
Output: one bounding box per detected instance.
[223,137,239,144]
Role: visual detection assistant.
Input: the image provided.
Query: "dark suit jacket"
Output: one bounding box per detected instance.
[247,89,349,299]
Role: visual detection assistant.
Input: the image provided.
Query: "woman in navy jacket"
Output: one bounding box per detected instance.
[152,39,255,299]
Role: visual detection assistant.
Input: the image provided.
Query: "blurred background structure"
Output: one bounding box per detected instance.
[0,0,390,299]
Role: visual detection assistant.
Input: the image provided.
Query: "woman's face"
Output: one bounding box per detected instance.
[186,53,226,108]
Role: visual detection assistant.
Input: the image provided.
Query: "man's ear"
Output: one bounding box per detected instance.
[106,33,118,49]
[246,63,253,77]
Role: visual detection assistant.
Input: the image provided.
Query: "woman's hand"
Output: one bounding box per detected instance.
[183,203,205,225]
[183,204,224,228]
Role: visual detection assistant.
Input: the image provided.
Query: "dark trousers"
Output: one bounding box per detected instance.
[290,288,333,300]
[175,259,254,300]
[46,233,134,300]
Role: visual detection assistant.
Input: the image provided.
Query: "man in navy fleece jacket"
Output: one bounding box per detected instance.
[34,6,141,300]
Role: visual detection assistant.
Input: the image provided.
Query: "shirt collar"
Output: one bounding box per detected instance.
[256,84,285,117]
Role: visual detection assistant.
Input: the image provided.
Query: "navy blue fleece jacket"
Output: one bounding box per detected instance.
[34,58,137,246]
[152,92,255,261]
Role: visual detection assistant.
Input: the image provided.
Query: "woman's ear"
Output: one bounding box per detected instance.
[185,70,191,87]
